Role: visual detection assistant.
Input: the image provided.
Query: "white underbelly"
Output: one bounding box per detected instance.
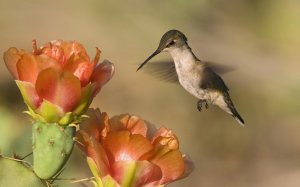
[178,73,206,99]
[171,50,215,101]
[178,73,222,103]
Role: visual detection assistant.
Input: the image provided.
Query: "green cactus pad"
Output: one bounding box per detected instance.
[0,157,47,187]
[32,122,75,179]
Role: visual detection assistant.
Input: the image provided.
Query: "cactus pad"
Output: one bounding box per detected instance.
[0,157,47,187]
[32,122,75,179]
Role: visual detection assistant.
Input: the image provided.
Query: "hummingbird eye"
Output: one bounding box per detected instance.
[166,40,175,47]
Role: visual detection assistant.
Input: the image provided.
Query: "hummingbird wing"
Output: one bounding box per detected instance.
[200,67,229,92]
[204,61,235,75]
[140,61,179,83]
[141,60,234,84]
[200,67,245,126]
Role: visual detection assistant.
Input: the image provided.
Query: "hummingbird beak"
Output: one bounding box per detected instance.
[136,49,162,71]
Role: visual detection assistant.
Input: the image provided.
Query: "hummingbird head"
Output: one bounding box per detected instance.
[137,29,188,71]
[158,29,188,52]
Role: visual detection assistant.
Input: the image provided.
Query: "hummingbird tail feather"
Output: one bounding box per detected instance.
[230,108,245,126]
[218,92,245,126]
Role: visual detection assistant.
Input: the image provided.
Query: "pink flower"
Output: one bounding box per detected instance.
[3,40,114,125]
[77,109,193,187]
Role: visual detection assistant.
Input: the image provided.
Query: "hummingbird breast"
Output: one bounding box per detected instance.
[170,48,207,100]
[176,63,225,105]
[169,46,220,103]
[176,64,206,99]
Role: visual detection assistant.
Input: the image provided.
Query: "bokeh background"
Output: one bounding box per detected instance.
[1,0,300,186]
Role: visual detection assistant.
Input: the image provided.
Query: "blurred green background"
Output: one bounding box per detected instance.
[1,0,300,186]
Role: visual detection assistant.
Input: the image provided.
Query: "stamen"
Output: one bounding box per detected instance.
[48,42,52,49]
[93,47,101,64]
[32,40,38,54]
[72,40,76,52]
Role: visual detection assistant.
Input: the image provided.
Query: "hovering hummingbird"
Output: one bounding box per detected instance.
[137,29,245,126]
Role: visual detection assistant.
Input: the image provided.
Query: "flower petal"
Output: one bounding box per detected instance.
[3,47,24,79]
[152,127,179,150]
[111,160,162,187]
[103,131,153,162]
[64,54,95,86]
[77,130,110,177]
[101,175,121,187]
[17,53,60,84]
[40,40,89,66]
[150,149,185,185]
[40,41,65,65]
[15,80,41,109]
[86,157,103,186]
[59,40,89,61]
[72,84,94,115]
[142,127,180,161]
[110,114,147,137]
[147,128,185,184]
[79,108,110,141]
[35,68,81,112]
[90,60,115,96]
[180,155,194,181]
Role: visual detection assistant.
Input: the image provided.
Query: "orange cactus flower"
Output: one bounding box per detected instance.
[77,109,193,187]
[3,40,114,125]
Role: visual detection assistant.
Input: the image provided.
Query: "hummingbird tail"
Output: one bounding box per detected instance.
[219,92,245,126]
[230,107,245,126]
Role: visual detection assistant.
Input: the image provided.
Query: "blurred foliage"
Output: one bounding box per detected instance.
[0,0,300,186]
[0,157,46,187]
[0,107,16,155]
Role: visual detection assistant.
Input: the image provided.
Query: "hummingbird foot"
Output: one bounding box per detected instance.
[197,99,209,111]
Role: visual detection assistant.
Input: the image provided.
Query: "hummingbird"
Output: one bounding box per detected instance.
[137,29,245,126]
